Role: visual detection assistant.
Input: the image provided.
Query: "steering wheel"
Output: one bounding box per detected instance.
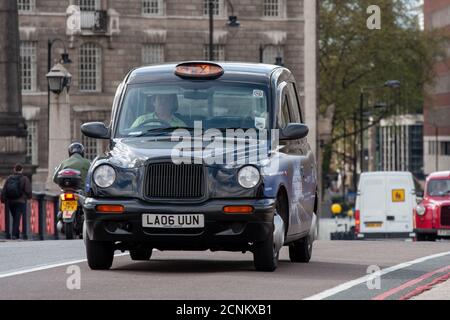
[136,118,171,129]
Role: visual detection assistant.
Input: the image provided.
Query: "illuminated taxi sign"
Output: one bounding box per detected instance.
[175,62,224,79]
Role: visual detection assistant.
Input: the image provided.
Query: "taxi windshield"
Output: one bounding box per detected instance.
[116,82,269,137]
[427,179,450,197]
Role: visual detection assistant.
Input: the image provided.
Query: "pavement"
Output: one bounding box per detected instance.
[0,239,450,300]
[413,279,450,300]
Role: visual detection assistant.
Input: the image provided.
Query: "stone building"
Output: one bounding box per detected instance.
[15,0,317,191]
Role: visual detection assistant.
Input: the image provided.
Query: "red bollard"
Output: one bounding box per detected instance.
[44,196,56,239]
[30,198,40,239]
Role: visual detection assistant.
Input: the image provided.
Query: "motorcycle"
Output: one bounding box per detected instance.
[55,169,85,240]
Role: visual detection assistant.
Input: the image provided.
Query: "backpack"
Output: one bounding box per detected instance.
[4,175,23,200]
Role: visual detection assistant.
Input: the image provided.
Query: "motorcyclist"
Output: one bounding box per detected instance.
[53,142,91,191]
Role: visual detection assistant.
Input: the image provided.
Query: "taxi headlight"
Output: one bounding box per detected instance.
[238,166,260,189]
[93,165,116,188]
[416,205,426,216]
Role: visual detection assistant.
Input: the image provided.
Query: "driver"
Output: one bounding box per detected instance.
[432,180,448,195]
[131,94,186,128]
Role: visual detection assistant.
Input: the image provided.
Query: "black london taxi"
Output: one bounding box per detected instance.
[81,62,318,272]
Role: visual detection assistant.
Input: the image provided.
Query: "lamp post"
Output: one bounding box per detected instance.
[47,39,71,170]
[45,63,72,191]
[208,0,240,61]
[359,80,400,174]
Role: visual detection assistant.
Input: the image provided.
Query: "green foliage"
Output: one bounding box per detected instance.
[320,0,446,123]
[319,0,448,184]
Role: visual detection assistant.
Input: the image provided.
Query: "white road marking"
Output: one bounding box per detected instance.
[304,250,450,300]
[0,253,129,279]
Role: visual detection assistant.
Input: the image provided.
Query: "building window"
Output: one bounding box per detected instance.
[262,45,283,65]
[429,141,441,155]
[26,120,38,165]
[142,44,165,65]
[203,44,225,61]
[203,0,222,16]
[79,43,102,92]
[430,6,450,29]
[263,0,281,17]
[81,134,102,161]
[142,0,163,16]
[78,0,101,11]
[440,141,450,156]
[20,41,37,92]
[17,0,35,12]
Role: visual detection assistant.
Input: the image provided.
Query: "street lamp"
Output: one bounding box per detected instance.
[46,63,72,95]
[359,80,401,174]
[208,0,240,61]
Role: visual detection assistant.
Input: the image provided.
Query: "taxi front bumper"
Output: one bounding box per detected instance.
[83,198,276,251]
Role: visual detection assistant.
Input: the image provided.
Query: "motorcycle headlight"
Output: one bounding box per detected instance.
[93,165,116,188]
[416,205,426,216]
[238,166,260,189]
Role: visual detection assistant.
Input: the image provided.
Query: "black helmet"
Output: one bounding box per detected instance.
[68,142,85,157]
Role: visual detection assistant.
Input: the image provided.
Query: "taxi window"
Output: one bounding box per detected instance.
[277,93,291,129]
[117,82,269,136]
[287,82,302,123]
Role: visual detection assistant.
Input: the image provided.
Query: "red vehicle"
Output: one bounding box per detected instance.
[415,171,450,241]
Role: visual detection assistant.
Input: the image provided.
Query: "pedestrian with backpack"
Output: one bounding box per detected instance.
[1,164,32,240]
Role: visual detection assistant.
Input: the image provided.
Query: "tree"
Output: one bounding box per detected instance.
[319,0,447,188]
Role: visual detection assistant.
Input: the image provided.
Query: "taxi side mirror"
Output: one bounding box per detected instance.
[280,123,309,141]
[81,122,110,140]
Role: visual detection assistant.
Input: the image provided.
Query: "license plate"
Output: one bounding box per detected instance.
[142,214,204,228]
[63,211,74,219]
[437,229,450,236]
[61,200,77,212]
[365,222,383,228]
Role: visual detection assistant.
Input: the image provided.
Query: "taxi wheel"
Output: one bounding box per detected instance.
[130,249,153,261]
[253,231,278,272]
[253,209,280,272]
[86,238,114,270]
[289,234,312,263]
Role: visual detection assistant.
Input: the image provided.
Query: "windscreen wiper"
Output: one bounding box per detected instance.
[130,127,197,137]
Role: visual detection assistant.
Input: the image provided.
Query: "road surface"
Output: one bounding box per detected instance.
[0,239,449,300]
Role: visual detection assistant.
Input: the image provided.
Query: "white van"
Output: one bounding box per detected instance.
[355,172,417,239]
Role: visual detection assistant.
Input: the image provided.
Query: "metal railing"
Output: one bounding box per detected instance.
[0,189,59,240]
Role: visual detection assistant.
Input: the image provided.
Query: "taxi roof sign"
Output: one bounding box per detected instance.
[175,62,224,79]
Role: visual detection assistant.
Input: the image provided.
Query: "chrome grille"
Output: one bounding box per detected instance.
[441,206,450,226]
[146,163,204,199]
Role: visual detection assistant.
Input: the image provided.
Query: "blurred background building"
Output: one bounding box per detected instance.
[12,0,318,191]
[423,0,450,174]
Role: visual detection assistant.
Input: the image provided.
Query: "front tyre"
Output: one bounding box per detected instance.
[289,234,313,263]
[86,238,114,270]
[65,222,74,240]
[253,231,278,272]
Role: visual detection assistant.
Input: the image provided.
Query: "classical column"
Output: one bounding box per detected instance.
[304,0,318,157]
[0,0,29,179]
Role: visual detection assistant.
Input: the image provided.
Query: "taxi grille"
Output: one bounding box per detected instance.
[145,163,204,199]
[441,206,450,226]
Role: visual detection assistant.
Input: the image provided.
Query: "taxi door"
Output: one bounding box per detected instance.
[277,82,309,236]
